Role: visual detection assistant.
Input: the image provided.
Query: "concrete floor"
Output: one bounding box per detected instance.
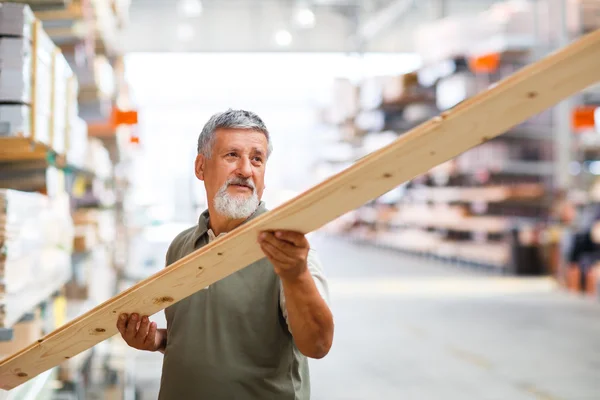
[131,234,600,400]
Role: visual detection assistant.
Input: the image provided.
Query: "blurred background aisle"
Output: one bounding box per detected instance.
[0,0,599,399]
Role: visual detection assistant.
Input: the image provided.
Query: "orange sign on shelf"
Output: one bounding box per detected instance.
[571,105,597,132]
[111,107,138,127]
[468,53,500,74]
[87,106,139,138]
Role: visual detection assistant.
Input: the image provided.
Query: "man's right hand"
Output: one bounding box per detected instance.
[116,313,165,352]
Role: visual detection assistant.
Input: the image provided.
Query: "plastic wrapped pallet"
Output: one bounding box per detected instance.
[0,190,73,328]
[66,116,88,168]
[330,78,358,124]
[50,51,71,154]
[85,138,112,180]
[33,25,55,142]
[0,37,32,103]
[0,2,35,38]
[359,77,385,110]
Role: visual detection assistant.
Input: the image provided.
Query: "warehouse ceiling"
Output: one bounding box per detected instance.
[120,0,501,53]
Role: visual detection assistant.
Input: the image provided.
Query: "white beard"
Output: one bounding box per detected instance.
[213,177,259,220]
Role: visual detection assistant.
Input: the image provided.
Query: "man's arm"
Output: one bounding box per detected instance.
[258,231,334,359]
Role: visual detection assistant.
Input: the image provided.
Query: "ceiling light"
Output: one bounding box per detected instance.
[589,161,600,175]
[177,23,195,41]
[295,8,316,28]
[177,0,202,17]
[274,29,292,46]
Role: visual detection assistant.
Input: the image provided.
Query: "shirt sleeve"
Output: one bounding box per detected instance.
[279,248,331,333]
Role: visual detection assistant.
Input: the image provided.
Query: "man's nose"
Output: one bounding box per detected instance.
[237,157,252,177]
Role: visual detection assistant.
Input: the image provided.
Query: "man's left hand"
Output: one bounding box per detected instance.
[258,230,309,281]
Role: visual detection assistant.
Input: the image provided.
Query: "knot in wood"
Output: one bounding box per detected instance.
[154,296,174,305]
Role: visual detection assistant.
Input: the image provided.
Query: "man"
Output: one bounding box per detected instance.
[116,109,334,399]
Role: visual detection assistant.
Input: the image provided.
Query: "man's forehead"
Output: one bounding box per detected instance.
[215,129,267,149]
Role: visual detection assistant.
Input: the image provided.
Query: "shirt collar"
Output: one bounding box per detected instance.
[192,201,267,246]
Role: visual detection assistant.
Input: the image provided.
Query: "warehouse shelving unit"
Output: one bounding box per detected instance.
[317,0,587,276]
[0,1,137,397]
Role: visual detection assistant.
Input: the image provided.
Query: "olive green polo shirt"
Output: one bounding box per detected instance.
[157,202,327,399]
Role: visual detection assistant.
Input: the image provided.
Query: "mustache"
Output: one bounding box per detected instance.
[226,177,256,190]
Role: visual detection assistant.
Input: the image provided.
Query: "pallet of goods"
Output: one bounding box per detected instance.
[0,189,73,329]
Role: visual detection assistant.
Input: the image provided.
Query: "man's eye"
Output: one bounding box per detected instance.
[226,152,237,157]
[253,157,263,162]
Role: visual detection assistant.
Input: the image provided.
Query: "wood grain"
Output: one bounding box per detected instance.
[2,28,600,390]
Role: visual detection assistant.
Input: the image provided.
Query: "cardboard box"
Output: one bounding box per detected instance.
[0,311,42,356]
[382,73,419,103]
[0,3,35,38]
[0,105,31,136]
[0,38,33,103]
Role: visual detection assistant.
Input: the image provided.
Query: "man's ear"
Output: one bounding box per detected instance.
[195,154,205,181]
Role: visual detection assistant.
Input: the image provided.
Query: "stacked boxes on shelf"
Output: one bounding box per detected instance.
[0,2,88,168]
[0,3,54,146]
[0,3,35,140]
[0,189,73,330]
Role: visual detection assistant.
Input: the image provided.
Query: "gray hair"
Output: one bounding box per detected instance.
[197,109,273,159]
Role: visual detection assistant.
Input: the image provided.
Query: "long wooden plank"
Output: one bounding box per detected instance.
[2,29,600,390]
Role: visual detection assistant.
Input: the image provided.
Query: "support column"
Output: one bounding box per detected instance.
[553,0,573,190]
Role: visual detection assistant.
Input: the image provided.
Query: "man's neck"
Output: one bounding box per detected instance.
[206,205,253,236]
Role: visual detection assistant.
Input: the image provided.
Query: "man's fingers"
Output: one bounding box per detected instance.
[260,240,292,265]
[260,232,297,255]
[125,314,139,339]
[135,316,150,342]
[274,230,308,248]
[117,314,127,335]
[144,322,157,348]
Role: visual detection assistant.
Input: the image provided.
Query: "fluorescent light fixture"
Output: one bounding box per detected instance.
[295,8,316,28]
[275,29,293,46]
[178,0,202,17]
[177,23,195,41]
